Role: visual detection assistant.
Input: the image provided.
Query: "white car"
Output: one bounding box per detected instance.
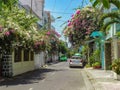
[69,56,85,68]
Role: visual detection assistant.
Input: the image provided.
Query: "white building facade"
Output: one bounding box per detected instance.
[19,0,44,26]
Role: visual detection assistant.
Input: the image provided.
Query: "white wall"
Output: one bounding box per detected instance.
[19,0,44,24]
[34,52,45,69]
[52,54,59,62]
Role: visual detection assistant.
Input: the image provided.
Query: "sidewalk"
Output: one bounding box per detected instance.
[85,68,120,90]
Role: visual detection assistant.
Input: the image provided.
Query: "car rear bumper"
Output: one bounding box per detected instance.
[69,63,83,67]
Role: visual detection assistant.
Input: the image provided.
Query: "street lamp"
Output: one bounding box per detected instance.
[56,16,62,19]
[51,16,62,22]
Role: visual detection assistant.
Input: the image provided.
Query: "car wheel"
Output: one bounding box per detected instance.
[69,66,72,68]
[81,64,84,68]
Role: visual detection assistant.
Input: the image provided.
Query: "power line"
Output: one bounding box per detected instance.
[52,0,56,11]
[81,0,89,8]
[82,0,84,8]
[50,11,72,14]
[62,0,73,22]
[29,8,73,14]
[63,0,73,13]
[45,0,74,15]
[85,0,89,5]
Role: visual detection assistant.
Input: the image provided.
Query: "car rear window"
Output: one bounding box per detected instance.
[71,56,81,59]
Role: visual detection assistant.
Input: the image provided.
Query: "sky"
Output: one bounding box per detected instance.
[44,0,90,41]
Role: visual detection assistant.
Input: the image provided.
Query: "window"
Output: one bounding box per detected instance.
[24,49,29,61]
[14,47,22,62]
[116,24,120,32]
[30,51,34,61]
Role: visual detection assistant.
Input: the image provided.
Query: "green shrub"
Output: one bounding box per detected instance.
[112,58,120,75]
[85,64,91,68]
[92,61,101,67]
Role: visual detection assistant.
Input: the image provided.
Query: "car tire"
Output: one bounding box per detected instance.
[81,64,84,68]
[69,66,72,68]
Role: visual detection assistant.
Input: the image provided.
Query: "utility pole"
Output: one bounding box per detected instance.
[30,0,33,14]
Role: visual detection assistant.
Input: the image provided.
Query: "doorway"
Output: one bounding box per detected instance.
[105,42,112,70]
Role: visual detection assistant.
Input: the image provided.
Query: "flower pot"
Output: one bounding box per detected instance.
[93,66,101,69]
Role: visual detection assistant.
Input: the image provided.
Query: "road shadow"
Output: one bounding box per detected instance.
[47,60,61,65]
[0,68,60,86]
[69,66,84,69]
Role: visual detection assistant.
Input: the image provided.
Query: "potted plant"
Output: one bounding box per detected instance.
[92,61,101,69]
[112,58,120,80]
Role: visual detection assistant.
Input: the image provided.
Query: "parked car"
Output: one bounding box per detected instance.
[74,53,81,56]
[59,55,67,61]
[69,55,86,68]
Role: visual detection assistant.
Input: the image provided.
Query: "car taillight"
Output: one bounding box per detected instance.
[80,59,83,62]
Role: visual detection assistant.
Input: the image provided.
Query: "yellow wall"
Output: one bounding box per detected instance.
[12,49,35,76]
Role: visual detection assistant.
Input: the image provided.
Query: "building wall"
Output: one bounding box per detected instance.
[44,11,51,30]
[105,4,119,62]
[34,52,45,69]
[106,4,119,39]
[52,53,59,62]
[12,50,35,76]
[19,0,44,25]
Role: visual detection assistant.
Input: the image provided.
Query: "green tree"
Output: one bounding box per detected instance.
[90,0,120,9]
[0,0,18,10]
[64,6,102,45]
[90,0,120,32]
[58,40,68,54]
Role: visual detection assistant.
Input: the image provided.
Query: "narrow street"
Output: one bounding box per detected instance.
[0,62,94,90]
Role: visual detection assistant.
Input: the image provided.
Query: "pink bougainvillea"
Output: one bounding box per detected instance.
[75,9,80,15]
[67,22,72,26]
[71,14,74,18]
[34,41,45,49]
[64,7,101,45]
[53,31,61,37]
[46,31,51,35]
[46,30,61,38]
[4,31,10,36]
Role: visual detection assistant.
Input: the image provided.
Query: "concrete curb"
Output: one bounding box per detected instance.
[81,70,95,90]
[84,68,104,90]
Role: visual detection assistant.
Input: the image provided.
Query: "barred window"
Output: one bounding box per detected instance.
[30,51,34,61]
[24,49,29,61]
[14,47,22,62]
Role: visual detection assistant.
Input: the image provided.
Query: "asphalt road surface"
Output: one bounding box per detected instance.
[0,62,94,90]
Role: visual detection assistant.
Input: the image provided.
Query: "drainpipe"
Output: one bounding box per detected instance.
[30,0,33,14]
[112,23,118,59]
[101,39,105,70]
[87,44,90,65]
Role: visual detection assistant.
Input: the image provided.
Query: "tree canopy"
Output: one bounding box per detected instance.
[64,6,102,45]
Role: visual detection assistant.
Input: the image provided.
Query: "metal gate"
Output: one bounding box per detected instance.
[105,42,112,70]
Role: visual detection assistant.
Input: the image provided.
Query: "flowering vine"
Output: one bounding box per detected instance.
[0,2,61,53]
[64,6,102,45]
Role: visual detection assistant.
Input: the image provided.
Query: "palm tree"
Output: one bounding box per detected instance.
[90,0,120,9]
[100,11,120,31]
[90,0,120,32]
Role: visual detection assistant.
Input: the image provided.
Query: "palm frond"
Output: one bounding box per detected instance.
[109,0,120,9]
[101,20,120,31]
[99,12,120,28]
[102,12,120,20]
